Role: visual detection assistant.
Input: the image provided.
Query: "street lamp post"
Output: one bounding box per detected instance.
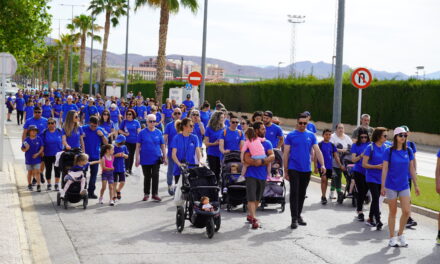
[416,66,424,80]
[89,15,95,96]
[199,0,208,107]
[278,62,283,79]
[287,15,305,77]
[53,18,71,89]
[332,0,346,127]
[123,0,130,98]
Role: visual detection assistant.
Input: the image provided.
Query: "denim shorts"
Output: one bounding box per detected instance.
[102,171,114,184]
[26,163,41,171]
[386,188,410,199]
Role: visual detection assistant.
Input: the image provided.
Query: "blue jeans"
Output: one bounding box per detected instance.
[166,155,175,186]
[87,159,99,194]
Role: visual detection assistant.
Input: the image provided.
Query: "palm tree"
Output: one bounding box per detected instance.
[88,0,127,95]
[68,14,103,93]
[55,34,79,90]
[135,0,199,103]
[44,45,60,89]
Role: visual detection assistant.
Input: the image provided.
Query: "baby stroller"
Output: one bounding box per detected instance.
[221,151,247,212]
[340,147,358,207]
[261,149,286,212]
[175,165,221,239]
[56,148,88,210]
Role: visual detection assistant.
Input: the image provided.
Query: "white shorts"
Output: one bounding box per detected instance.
[386,188,410,199]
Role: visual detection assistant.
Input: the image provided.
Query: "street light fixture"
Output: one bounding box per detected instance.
[416,66,424,80]
[287,15,305,77]
[278,62,283,79]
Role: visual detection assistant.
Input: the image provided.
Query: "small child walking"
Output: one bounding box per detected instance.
[99,144,116,206]
[21,125,44,192]
[238,127,270,182]
[60,153,98,198]
[113,135,129,200]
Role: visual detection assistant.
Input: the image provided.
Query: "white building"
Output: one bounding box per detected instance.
[120,67,174,81]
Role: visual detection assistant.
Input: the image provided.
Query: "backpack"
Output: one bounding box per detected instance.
[387,148,411,167]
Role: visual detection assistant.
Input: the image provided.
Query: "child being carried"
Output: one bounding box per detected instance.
[238,127,270,182]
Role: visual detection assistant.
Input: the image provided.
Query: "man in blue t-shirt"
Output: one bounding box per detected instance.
[82,116,108,198]
[22,106,48,141]
[263,110,284,149]
[182,94,194,111]
[163,107,182,195]
[284,113,326,229]
[82,98,99,124]
[243,121,274,229]
[15,93,26,125]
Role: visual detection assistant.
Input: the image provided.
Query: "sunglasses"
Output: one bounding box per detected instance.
[127,113,133,116]
[241,122,246,125]
[360,136,368,139]
[174,112,182,115]
[48,122,56,125]
[231,121,239,124]
[148,120,156,123]
[397,133,408,138]
[298,122,308,125]
[34,111,42,114]
[192,114,199,117]
[103,113,109,116]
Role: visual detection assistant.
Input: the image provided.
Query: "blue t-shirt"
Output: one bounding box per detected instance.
[163,108,173,119]
[192,123,204,147]
[82,125,106,160]
[62,127,84,149]
[306,122,317,133]
[200,110,211,128]
[22,136,43,165]
[224,119,230,128]
[183,100,194,110]
[61,103,79,121]
[119,120,141,144]
[97,105,105,115]
[245,141,273,180]
[205,126,223,157]
[53,103,62,118]
[24,106,34,119]
[15,98,25,111]
[110,108,120,124]
[6,97,13,109]
[164,121,178,157]
[155,112,162,129]
[137,128,165,165]
[171,134,200,176]
[317,141,337,169]
[100,121,114,135]
[363,143,387,184]
[84,105,98,123]
[220,128,244,151]
[265,123,283,148]
[383,148,414,191]
[42,104,52,118]
[119,106,127,119]
[285,130,317,172]
[351,142,369,175]
[24,94,30,103]
[23,117,48,137]
[113,145,128,173]
[135,105,147,120]
[41,129,63,156]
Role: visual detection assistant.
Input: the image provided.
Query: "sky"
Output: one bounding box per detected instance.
[48,0,440,75]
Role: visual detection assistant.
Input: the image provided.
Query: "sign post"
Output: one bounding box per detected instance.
[351,67,372,126]
[0,53,17,171]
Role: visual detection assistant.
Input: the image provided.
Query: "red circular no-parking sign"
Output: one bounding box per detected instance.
[351,68,372,89]
[188,71,203,86]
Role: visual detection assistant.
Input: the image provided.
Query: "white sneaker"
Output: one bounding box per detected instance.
[98,197,103,204]
[398,235,408,247]
[388,237,398,247]
[59,190,65,198]
[329,190,335,199]
[110,200,115,206]
[237,175,245,183]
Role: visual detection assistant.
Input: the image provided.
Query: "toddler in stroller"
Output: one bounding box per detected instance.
[221,151,247,212]
[261,149,286,212]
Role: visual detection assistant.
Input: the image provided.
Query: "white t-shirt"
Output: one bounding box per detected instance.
[330,133,353,168]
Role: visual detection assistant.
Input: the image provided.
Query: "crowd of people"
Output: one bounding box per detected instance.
[5,88,440,247]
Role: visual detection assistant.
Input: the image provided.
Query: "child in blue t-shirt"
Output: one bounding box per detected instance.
[314,129,344,204]
[113,135,129,200]
[21,125,44,192]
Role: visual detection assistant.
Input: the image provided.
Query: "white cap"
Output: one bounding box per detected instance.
[88,97,95,102]
[110,103,117,109]
[393,127,407,136]
[67,95,73,100]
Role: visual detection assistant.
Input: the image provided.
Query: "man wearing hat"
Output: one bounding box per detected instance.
[263,110,284,149]
[83,98,99,125]
[183,94,194,111]
[60,95,79,123]
[22,106,48,141]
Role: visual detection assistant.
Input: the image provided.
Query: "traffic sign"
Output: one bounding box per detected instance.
[351,67,372,89]
[185,83,193,91]
[188,71,202,86]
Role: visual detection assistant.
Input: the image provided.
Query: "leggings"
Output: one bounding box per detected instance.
[207,155,221,184]
[141,163,160,195]
[367,182,381,222]
[43,156,60,180]
[17,110,24,125]
[288,169,311,220]
[354,171,368,212]
[125,142,136,173]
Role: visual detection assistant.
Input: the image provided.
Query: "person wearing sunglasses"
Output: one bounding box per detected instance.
[41,118,63,191]
[380,127,419,247]
[362,127,388,230]
[204,111,226,183]
[263,110,284,149]
[190,110,206,149]
[60,95,79,125]
[118,109,141,175]
[219,115,244,154]
[179,104,188,119]
[136,114,167,202]
[182,94,195,111]
[22,106,48,142]
[99,110,115,144]
[164,108,183,195]
[351,128,371,221]
[200,102,212,129]
[83,98,99,125]
[62,110,85,152]
[284,113,326,229]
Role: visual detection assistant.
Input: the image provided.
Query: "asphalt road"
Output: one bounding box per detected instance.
[5,121,440,264]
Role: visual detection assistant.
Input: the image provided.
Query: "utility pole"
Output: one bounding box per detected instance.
[332,0,345,127]
[180,56,184,81]
[123,0,130,98]
[287,15,305,77]
[89,15,95,96]
[199,0,208,107]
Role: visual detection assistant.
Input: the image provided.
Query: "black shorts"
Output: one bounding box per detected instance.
[246,177,266,202]
[319,169,333,179]
[7,108,13,114]
[113,172,126,182]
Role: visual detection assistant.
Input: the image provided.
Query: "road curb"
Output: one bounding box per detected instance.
[310,175,439,219]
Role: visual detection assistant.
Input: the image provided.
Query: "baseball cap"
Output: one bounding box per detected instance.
[111,103,117,109]
[303,111,311,117]
[115,134,126,144]
[186,94,191,98]
[393,127,407,136]
[400,125,410,132]
[263,110,273,118]
[67,95,73,100]
[88,97,95,102]
[28,125,39,133]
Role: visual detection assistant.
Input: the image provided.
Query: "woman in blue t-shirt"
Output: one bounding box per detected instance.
[41,118,63,191]
[362,127,388,230]
[351,128,371,221]
[52,98,63,128]
[42,99,53,119]
[100,110,115,143]
[380,127,419,247]
[62,110,84,151]
[162,100,174,125]
[203,111,225,183]
[118,109,141,175]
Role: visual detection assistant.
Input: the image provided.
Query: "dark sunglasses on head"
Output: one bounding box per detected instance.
[298,122,308,125]
[231,121,239,124]
[397,133,408,138]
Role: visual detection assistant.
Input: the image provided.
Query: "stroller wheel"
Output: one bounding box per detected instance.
[176,206,185,233]
[206,217,215,239]
[280,202,286,213]
[214,215,221,232]
[226,204,231,212]
[56,192,61,206]
[83,196,88,210]
[63,199,68,210]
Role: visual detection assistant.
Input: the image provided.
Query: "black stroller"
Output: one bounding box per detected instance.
[56,148,88,210]
[221,151,247,212]
[261,149,286,212]
[176,165,221,239]
[339,146,358,207]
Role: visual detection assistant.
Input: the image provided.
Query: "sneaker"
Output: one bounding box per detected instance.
[36,185,41,192]
[346,193,353,198]
[32,178,37,186]
[376,221,384,231]
[406,217,418,228]
[388,237,399,247]
[237,175,246,183]
[80,189,88,196]
[357,213,365,222]
[251,218,260,229]
[167,185,174,196]
[366,218,376,227]
[321,196,327,205]
[98,197,103,204]
[47,184,52,191]
[142,195,149,201]
[40,175,45,184]
[298,217,307,226]
[246,215,254,223]
[329,190,335,200]
[116,192,121,200]
[60,190,65,198]
[291,219,298,229]
[398,235,408,247]
[152,195,162,202]
[27,184,33,191]
[54,184,59,191]
[110,200,115,206]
